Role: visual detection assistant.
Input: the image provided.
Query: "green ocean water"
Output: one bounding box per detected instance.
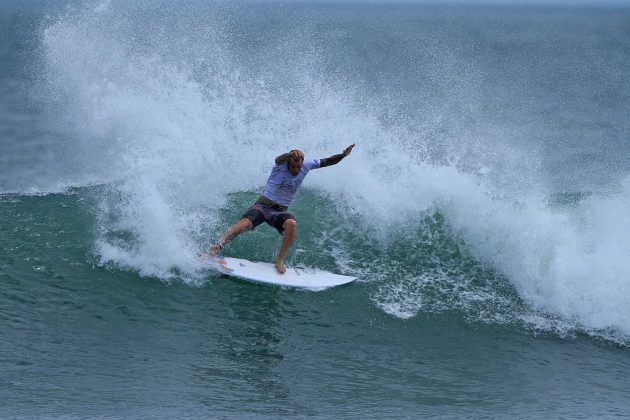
[3,189,630,417]
[3,1,630,417]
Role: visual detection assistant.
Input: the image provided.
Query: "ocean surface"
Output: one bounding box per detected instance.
[2,0,630,417]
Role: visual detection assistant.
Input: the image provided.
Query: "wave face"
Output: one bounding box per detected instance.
[21,1,630,342]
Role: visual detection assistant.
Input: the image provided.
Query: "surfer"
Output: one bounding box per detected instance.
[208,144,355,273]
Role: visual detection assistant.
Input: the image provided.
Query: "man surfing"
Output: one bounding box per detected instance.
[208,144,355,274]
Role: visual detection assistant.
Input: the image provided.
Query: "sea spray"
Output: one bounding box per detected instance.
[36,0,630,342]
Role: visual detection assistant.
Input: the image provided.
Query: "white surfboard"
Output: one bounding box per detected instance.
[208,256,356,290]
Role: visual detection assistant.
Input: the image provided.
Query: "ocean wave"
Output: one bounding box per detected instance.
[28,0,630,344]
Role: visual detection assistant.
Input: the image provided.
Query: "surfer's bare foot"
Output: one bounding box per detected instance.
[275,259,286,274]
[207,243,222,256]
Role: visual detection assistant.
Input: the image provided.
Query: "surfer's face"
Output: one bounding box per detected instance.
[288,158,303,176]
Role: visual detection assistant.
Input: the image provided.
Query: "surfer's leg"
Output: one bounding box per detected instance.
[209,203,267,256]
[275,218,297,274]
[209,218,253,255]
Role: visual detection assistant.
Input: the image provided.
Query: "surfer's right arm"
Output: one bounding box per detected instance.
[320,144,355,168]
[275,150,304,164]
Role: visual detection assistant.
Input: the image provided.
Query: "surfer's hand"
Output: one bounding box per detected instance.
[343,144,355,156]
[290,150,305,160]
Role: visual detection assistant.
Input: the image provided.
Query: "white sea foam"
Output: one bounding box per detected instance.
[38,1,630,342]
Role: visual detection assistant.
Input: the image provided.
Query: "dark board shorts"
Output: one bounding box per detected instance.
[242,201,295,235]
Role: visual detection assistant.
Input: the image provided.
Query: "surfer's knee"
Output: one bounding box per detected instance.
[239,218,253,231]
[283,218,296,232]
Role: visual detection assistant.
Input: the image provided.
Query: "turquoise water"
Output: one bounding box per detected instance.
[2,1,630,417]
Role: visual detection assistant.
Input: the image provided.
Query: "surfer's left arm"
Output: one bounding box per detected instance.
[275,150,304,164]
[320,144,355,168]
